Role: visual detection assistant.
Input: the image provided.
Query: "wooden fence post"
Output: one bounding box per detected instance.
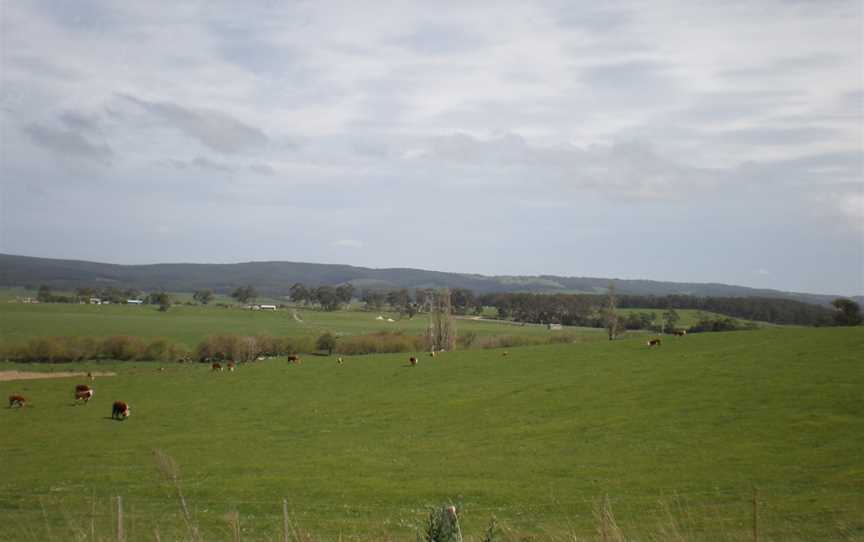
[282,499,290,542]
[752,487,759,542]
[116,496,124,542]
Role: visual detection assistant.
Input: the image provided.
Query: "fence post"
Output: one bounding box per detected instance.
[752,487,759,542]
[282,499,289,542]
[117,496,124,542]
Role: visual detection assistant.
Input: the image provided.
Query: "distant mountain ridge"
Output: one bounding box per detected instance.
[0,253,859,306]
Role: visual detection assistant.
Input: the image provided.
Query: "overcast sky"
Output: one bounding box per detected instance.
[1,0,862,295]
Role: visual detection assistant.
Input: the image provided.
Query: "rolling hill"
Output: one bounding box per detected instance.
[0,253,857,306]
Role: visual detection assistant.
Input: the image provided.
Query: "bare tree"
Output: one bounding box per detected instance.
[605,281,621,340]
[426,288,456,351]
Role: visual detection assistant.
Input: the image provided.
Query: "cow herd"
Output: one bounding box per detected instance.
[7,382,130,420]
[8,334,686,416]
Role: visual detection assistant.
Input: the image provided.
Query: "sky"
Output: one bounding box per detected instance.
[1,0,862,296]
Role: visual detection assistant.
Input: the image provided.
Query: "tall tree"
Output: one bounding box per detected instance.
[426,289,456,351]
[231,286,258,304]
[289,283,310,305]
[37,284,53,303]
[335,284,355,308]
[193,289,214,305]
[313,286,340,311]
[362,290,386,311]
[662,308,680,332]
[831,298,862,326]
[605,281,621,340]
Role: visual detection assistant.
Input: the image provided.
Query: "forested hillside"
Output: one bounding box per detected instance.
[1,253,857,306]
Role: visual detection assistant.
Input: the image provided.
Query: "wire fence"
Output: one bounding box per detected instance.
[1,488,861,542]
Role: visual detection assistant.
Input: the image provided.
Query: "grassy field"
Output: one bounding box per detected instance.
[615,308,760,328]
[0,302,603,349]
[1,324,862,540]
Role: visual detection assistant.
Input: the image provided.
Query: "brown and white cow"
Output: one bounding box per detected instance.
[227,361,236,372]
[647,338,662,347]
[75,385,94,403]
[8,394,27,408]
[672,330,687,336]
[212,362,223,372]
[112,401,130,419]
[409,356,418,366]
[287,355,301,365]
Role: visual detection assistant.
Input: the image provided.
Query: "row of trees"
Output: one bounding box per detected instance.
[289,283,354,311]
[476,291,859,328]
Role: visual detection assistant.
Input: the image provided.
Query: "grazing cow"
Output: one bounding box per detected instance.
[212,362,223,372]
[227,361,236,372]
[287,355,301,365]
[647,338,662,347]
[111,401,130,419]
[75,385,94,403]
[672,330,687,337]
[409,356,418,366]
[8,394,27,408]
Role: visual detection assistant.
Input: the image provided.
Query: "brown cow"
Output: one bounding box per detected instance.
[409,356,418,366]
[8,394,27,408]
[75,385,94,403]
[111,401,130,419]
[212,362,223,372]
[227,361,236,372]
[287,355,301,365]
[647,338,662,347]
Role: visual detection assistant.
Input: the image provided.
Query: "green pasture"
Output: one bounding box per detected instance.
[0,302,600,349]
[615,308,759,328]
[1,326,862,540]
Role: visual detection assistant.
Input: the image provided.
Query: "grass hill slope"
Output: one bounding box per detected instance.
[1,326,861,540]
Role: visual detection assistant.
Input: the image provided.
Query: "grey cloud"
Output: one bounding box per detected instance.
[8,55,80,81]
[162,156,234,173]
[583,60,672,90]
[23,123,112,162]
[722,53,844,79]
[421,133,715,199]
[394,23,486,55]
[554,4,630,32]
[709,126,839,147]
[672,90,804,125]
[250,163,275,175]
[119,94,269,154]
[579,61,679,107]
[31,0,125,32]
[209,19,317,81]
[58,110,102,133]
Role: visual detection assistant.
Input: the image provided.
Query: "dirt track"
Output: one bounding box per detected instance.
[0,371,116,382]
